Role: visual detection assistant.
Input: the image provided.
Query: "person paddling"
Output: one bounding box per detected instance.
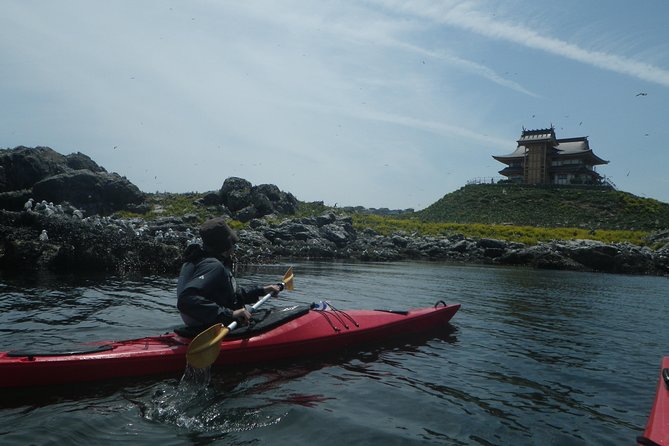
[177,217,282,330]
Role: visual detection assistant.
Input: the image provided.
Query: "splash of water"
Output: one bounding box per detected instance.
[180,364,212,388]
[141,365,214,430]
[141,365,284,434]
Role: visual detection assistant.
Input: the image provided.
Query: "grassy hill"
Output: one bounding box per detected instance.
[122,184,669,247]
[415,184,669,231]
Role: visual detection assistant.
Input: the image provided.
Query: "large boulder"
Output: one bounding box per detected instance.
[219,177,298,219]
[0,146,73,191]
[0,147,107,193]
[0,146,143,215]
[32,170,144,215]
[221,177,253,212]
[559,240,619,271]
[254,183,298,214]
[65,152,106,172]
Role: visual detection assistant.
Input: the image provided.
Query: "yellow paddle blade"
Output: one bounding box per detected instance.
[186,325,231,369]
[283,267,294,291]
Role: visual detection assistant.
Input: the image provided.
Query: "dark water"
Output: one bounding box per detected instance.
[0,261,667,445]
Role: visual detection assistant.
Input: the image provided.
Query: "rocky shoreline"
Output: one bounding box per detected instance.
[1,205,668,277]
[1,146,668,277]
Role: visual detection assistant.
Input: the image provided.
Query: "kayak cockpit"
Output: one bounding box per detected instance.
[174,305,311,339]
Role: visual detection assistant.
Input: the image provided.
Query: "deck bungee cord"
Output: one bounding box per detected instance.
[311,300,360,332]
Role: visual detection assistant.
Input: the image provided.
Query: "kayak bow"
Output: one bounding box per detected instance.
[638,357,669,446]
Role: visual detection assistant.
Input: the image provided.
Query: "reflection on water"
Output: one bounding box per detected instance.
[0,261,668,445]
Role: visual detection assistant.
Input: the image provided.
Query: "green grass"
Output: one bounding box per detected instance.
[294,201,331,217]
[115,192,217,223]
[352,214,649,246]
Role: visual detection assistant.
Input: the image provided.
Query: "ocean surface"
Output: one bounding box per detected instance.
[0,261,667,445]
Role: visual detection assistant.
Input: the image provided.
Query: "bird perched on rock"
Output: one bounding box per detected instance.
[39,230,49,242]
[35,200,47,213]
[24,198,34,211]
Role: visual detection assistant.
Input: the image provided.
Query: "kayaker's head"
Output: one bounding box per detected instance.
[200,217,239,257]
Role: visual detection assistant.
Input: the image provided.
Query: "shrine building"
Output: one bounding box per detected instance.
[492,127,609,185]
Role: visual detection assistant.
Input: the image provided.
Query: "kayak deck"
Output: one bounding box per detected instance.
[0,303,460,388]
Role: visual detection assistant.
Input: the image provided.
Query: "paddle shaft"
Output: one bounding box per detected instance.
[227,292,273,332]
[225,279,288,331]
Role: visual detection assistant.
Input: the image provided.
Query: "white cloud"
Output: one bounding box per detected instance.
[375,0,669,87]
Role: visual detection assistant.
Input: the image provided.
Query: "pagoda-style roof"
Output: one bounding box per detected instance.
[555,136,589,153]
[493,146,530,161]
[493,130,608,166]
[492,126,610,186]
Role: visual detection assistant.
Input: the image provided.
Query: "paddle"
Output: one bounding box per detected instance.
[186,267,294,369]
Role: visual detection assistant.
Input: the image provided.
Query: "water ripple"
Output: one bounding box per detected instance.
[1,262,668,445]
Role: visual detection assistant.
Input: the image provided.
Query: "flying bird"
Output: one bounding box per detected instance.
[636,92,647,96]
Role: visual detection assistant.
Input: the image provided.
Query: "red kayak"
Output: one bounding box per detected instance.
[638,357,669,446]
[0,302,459,389]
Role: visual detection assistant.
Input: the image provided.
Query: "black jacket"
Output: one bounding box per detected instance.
[176,244,265,327]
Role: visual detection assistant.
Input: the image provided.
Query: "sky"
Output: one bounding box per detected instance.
[2,0,668,211]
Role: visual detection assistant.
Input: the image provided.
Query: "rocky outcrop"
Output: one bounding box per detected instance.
[32,170,144,215]
[0,146,144,215]
[0,210,185,275]
[218,177,299,222]
[494,240,663,274]
[2,205,667,277]
[190,177,299,222]
[1,146,96,191]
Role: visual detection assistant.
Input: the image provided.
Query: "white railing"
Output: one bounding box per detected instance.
[466,177,506,185]
[466,176,617,189]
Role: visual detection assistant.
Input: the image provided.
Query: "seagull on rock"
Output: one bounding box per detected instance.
[39,230,49,242]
